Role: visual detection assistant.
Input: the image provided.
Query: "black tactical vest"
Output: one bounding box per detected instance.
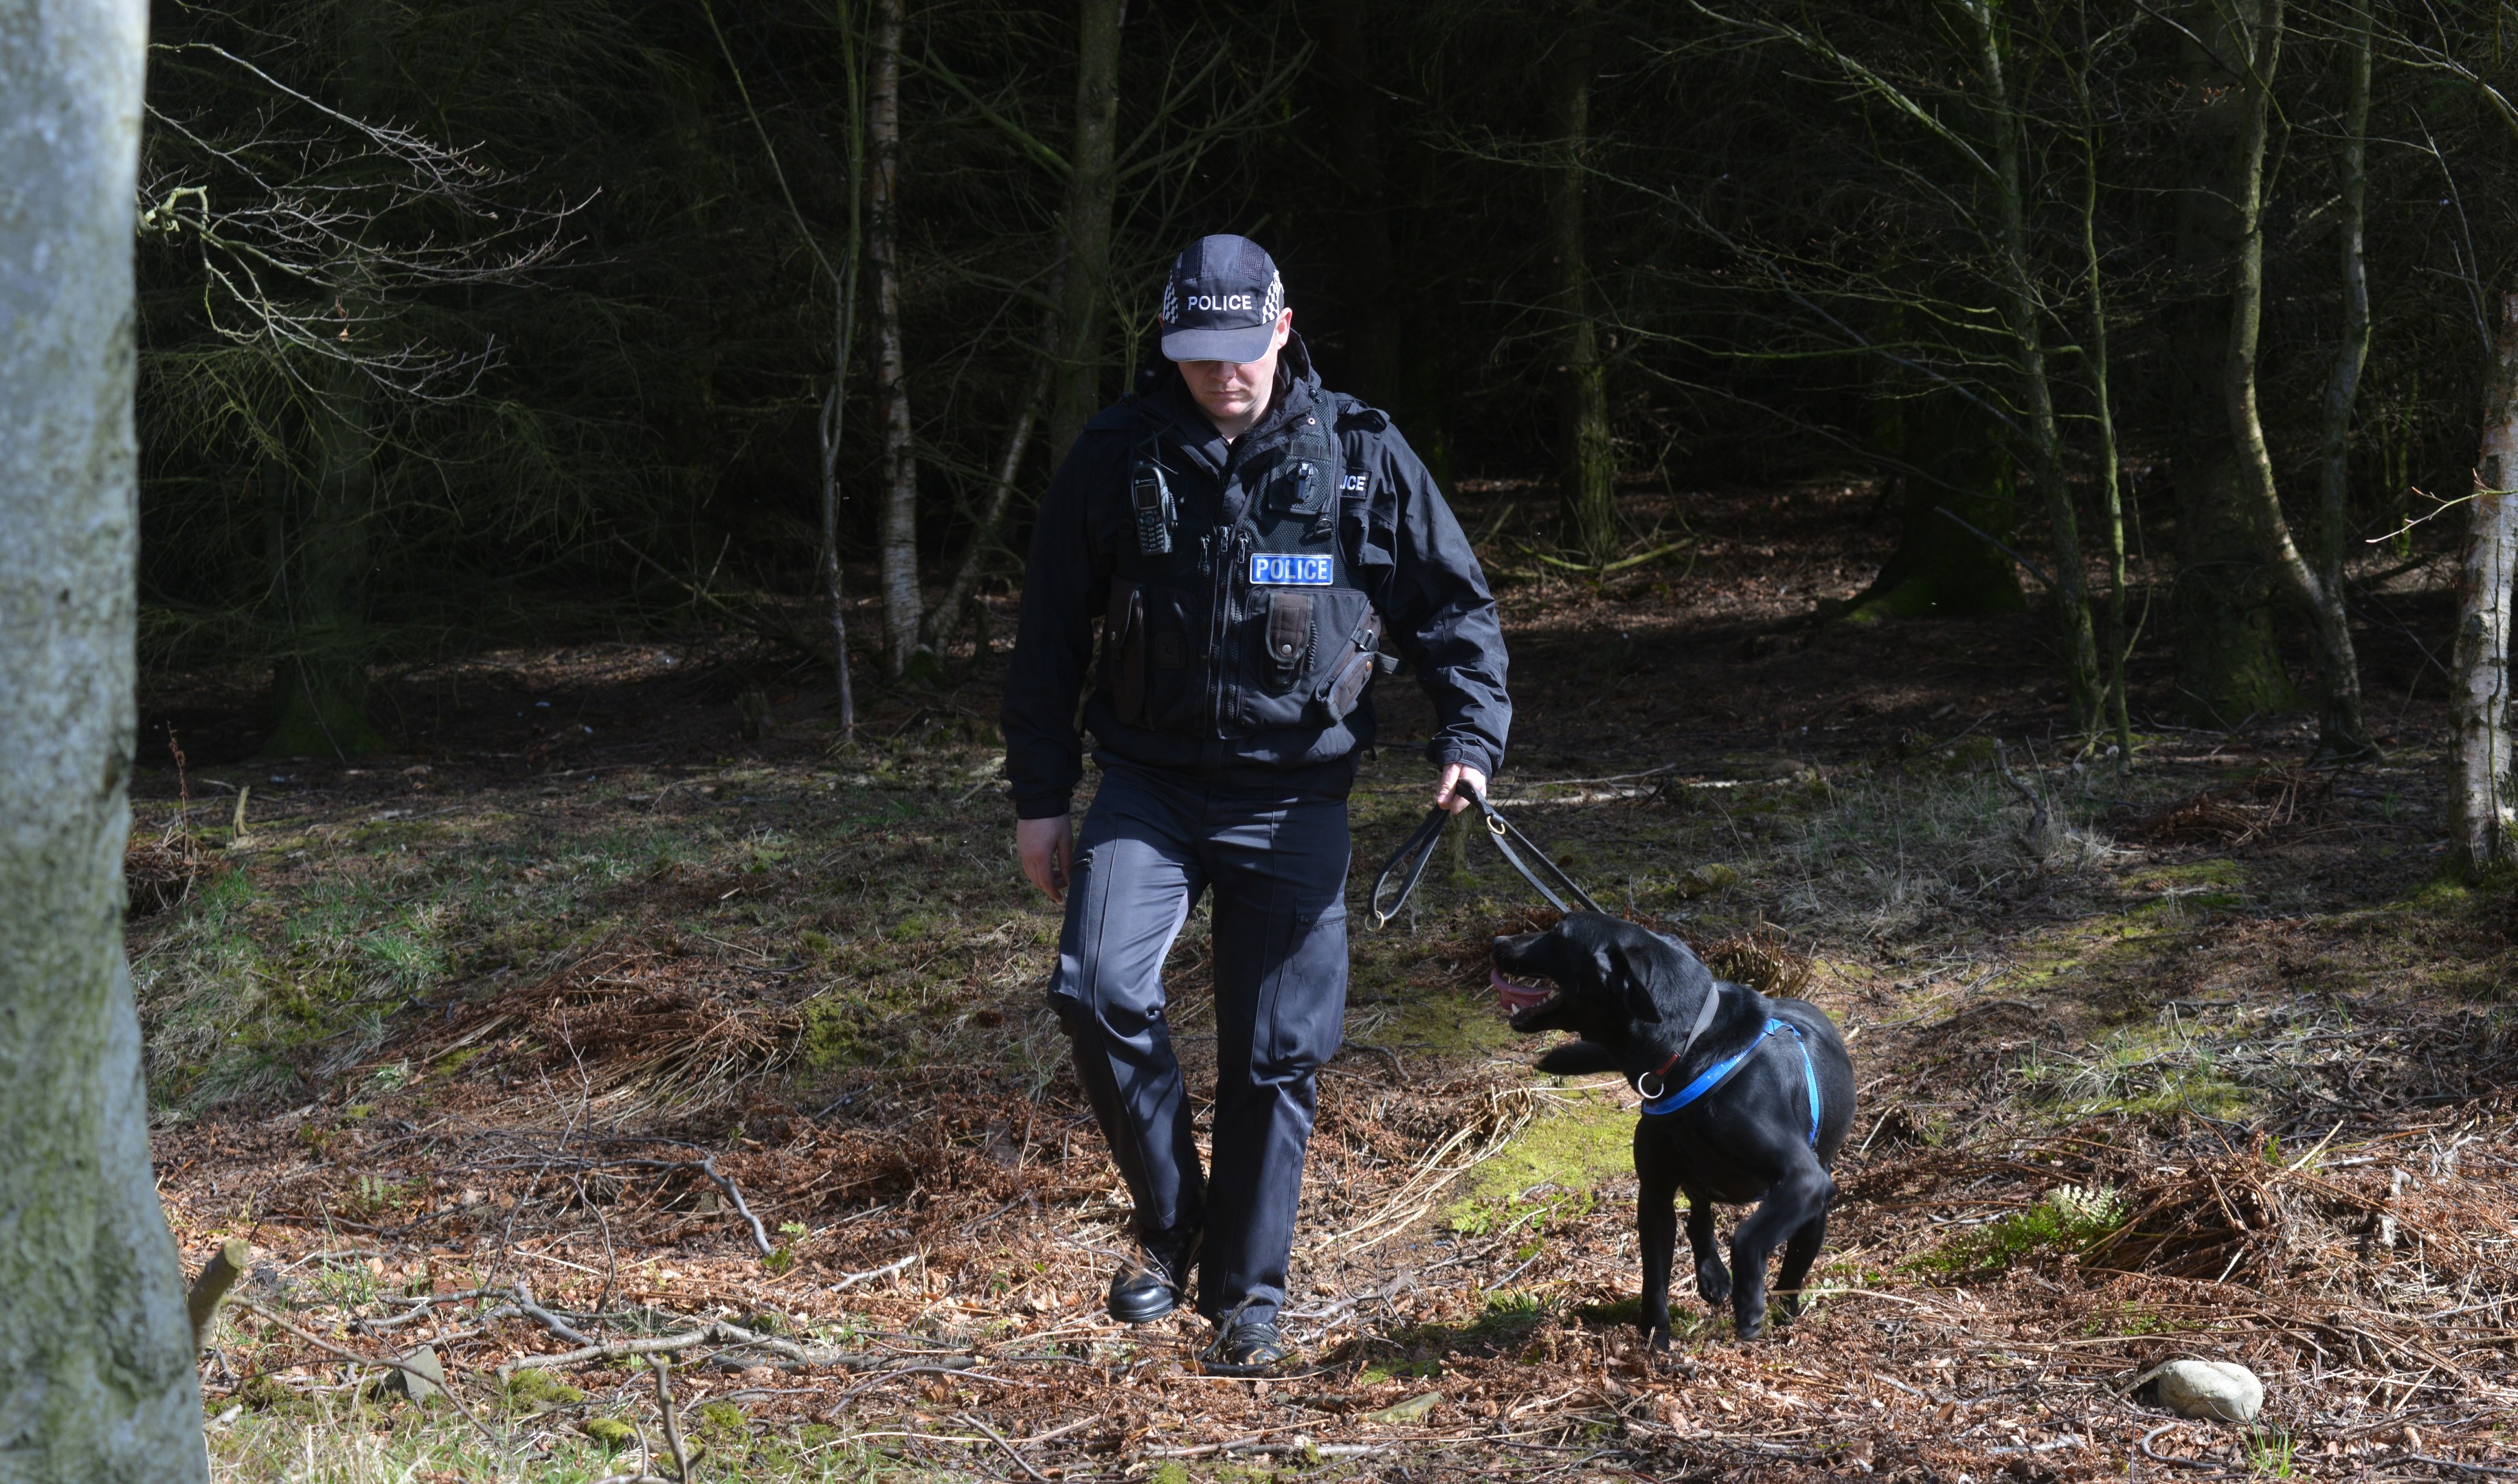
[1101,404,1384,739]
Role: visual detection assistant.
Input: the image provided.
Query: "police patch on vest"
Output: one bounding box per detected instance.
[1250,553,1334,586]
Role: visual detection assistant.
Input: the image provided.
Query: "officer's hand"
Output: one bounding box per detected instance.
[1017,815,1075,905]
[1436,763,1488,814]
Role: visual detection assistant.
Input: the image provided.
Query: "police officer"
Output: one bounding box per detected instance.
[1002,234,1510,1371]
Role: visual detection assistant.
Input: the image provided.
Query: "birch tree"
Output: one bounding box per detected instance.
[868,0,921,677]
[1,0,211,1477]
[2451,293,2518,879]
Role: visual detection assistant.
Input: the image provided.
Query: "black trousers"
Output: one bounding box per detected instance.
[1046,763,1350,1325]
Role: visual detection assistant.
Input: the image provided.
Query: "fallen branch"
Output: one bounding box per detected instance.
[956,1410,1053,1484]
[511,1283,594,1345]
[831,1252,920,1293]
[652,1358,694,1481]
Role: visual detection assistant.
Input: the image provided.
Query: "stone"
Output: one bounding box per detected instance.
[383,1345,445,1405]
[1367,1391,1441,1424]
[2142,1359,2262,1424]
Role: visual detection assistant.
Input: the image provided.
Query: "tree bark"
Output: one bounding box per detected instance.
[2317,0,2372,640]
[868,0,922,678]
[2451,293,2518,879]
[2168,0,2295,727]
[2223,0,2375,758]
[1970,0,2101,734]
[1045,0,1124,462]
[1550,3,1617,563]
[0,0,212,1477]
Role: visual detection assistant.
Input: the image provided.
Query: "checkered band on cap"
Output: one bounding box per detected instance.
[1158,233,1287,363]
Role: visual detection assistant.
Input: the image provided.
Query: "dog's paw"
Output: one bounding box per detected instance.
[1733,1312,1766,1340]
[1694,1262,1731,1307]
[1645,1324,1673,1353]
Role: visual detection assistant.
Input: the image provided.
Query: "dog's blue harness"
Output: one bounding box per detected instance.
[1637,1018,1822,1147]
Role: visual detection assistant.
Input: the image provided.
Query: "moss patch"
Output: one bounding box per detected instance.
[1448,1090,1631,1226]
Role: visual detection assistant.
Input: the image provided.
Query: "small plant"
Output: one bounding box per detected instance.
[1921,1183,2127,1274]
[2247,1421,2296,1479]
[763,1220,809,1274]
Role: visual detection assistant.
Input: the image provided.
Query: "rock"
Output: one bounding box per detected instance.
[2139,1359,2262,1424]
[1367,1391,1440,1424]
[382,1346,445,1405]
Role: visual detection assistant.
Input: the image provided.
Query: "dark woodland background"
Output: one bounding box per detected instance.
[131,0,2518,758]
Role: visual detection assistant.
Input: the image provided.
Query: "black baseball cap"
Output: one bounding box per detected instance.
[1158,234,1285,363]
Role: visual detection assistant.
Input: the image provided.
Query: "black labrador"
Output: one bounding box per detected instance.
[1492,912,1855,1344]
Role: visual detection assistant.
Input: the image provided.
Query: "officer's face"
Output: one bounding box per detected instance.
[1180,308,1294,435]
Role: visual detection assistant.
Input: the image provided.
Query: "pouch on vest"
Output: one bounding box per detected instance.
[1265,589,1314,687]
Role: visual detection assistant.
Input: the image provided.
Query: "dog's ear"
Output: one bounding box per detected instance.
[1597,941,1663,1024]
[1536,1040,1621,1076]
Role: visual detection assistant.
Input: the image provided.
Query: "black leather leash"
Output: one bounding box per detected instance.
[1368,789,1607,930]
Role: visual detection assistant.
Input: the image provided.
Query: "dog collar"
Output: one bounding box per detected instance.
[1637,1016,1823,1147]
[1630,987,1724,1101]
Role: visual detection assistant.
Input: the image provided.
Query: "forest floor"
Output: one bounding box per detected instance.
[131,480,2518,1483]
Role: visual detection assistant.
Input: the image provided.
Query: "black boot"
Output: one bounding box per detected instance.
[1206,1317,1285,1374]
[1107,1226,1200,1325]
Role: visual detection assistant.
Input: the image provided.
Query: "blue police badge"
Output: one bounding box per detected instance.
[1250,553,1334,586]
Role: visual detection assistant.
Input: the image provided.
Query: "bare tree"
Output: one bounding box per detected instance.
[2221,0,2376,758]
[138,27,569,753]
[868,0,922,677]
[2451,293,2518,879]
[0,0,210,1476]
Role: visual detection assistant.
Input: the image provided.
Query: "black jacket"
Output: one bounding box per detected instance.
[1002,336,1510,819]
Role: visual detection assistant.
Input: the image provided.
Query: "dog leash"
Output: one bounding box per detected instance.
[1368,788,1606,930]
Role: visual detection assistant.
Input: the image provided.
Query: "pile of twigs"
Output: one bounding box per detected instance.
[2120,767,2331,848]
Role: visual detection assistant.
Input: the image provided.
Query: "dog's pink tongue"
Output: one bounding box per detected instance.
[1490,967,1555,1011]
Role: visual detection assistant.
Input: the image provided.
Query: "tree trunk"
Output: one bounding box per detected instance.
[2071,42,2135,767]
[821,300,859,739]
[2451,293,2518,879]
[868,0,921,678]
[820,0,870,737]
[0,1,212,1477]
[1550,4,1617,563]
[269,351,387,758]
[1321,0,1396,406]
[2168,0,2295,727]
[2223,0,2375,758]
[1045,0,1124,462]
[1971,0,2101,734]
[1842,390,2027,622]
[2316,0,2373,660]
